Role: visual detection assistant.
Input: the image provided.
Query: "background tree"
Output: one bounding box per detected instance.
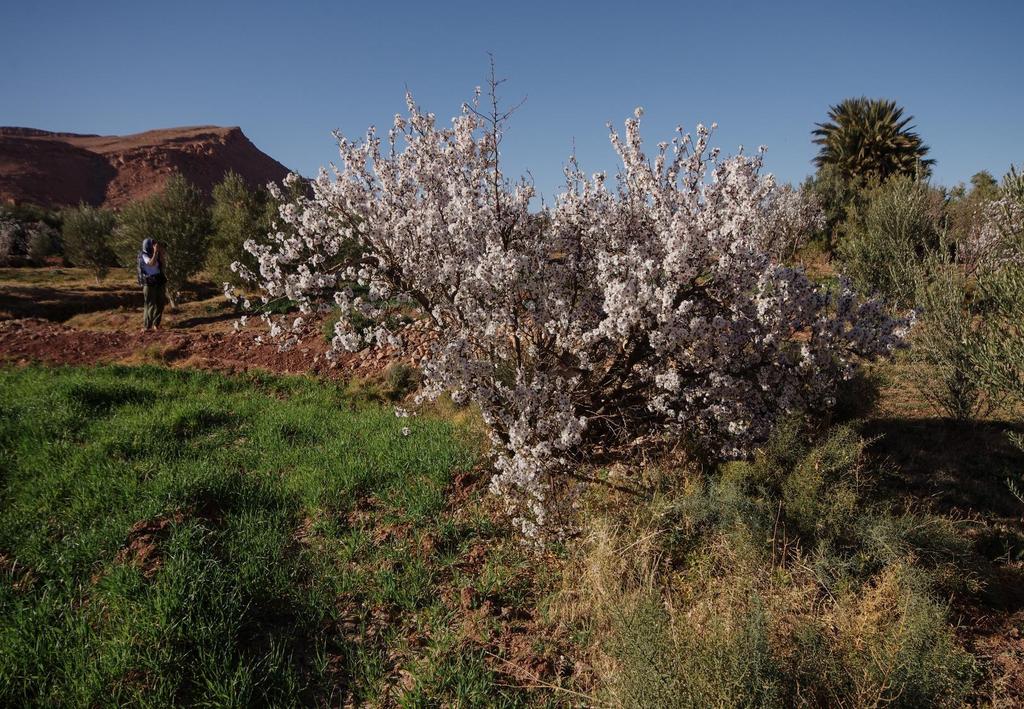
[61,203,117,282]
[0,216,19,266]
[968,170,1000,200]
[803,164,867,248]
[837,173,943,307]
[207,171,270,285]
[810,98,933,246]
[813,97,933,183]
[947,171,1002,260]
[25,223,59,264]
[0,204,63,266]
[115,174,212,303]
[971,166,1024,500]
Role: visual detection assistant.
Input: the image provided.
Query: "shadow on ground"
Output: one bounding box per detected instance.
[866,416,1024,702]
[171,311,240,329]
[866,417,1024,524]
[0,281,222,322]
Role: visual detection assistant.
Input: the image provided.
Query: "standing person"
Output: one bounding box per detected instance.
[137,238,167,332]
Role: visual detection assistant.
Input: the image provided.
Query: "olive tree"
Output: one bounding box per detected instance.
[115,174,212,302]
[62,203,117,282]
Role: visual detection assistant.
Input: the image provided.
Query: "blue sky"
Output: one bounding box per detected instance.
[2,0,1021,200]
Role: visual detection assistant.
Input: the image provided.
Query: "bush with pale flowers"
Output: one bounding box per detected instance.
[230,89,909,535]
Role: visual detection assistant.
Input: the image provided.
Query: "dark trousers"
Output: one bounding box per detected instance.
[143,282,166,329]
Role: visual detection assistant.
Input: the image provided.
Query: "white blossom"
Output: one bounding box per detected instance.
[957,196,1024,270]
[233,89,908,535]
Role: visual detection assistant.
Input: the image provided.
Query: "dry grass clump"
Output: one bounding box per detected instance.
[566,514,783,707]
[810,564,973,707]
[558,420,978,708]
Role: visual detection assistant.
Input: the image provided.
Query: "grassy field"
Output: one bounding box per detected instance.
[3,364,1021,707]
[0,366,561,706]
[2,262,1023,706]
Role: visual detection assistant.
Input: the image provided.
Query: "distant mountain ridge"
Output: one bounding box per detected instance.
[0,125,292,209]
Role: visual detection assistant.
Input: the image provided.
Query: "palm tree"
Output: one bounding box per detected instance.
[813,98,934,182]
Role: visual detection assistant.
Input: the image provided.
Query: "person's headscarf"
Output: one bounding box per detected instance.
[141,238,154,257]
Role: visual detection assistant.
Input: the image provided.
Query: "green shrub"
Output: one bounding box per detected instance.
[206,171,271,286]
[61,204,118,281]
[855,511,976,594]
[972,167,1024,500]
[1003,164,1024,204]
[911,253,991,421]
[974,168,1024,411]
[800,564,976,708]
[722,419,866,550]
[602,591,781,708]
[565,420,978,707]
[836,170,994,424]
[780,426,863,544]
[838,173,943,307]
[114,174,212,301]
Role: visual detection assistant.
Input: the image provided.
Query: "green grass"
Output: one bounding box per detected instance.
[0,365,547,706]
[3,364,1003,706]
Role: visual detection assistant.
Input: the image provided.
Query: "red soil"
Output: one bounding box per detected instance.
[0,317,415,380]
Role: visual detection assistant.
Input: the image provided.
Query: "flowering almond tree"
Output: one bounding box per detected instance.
[757,184,825,263]
[957,194,1024,271]
[231,89,908,535]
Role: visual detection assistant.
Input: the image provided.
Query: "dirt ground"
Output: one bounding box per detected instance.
[0,266,411,380]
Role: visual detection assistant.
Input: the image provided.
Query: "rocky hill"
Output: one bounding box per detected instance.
[0,126,291,209]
